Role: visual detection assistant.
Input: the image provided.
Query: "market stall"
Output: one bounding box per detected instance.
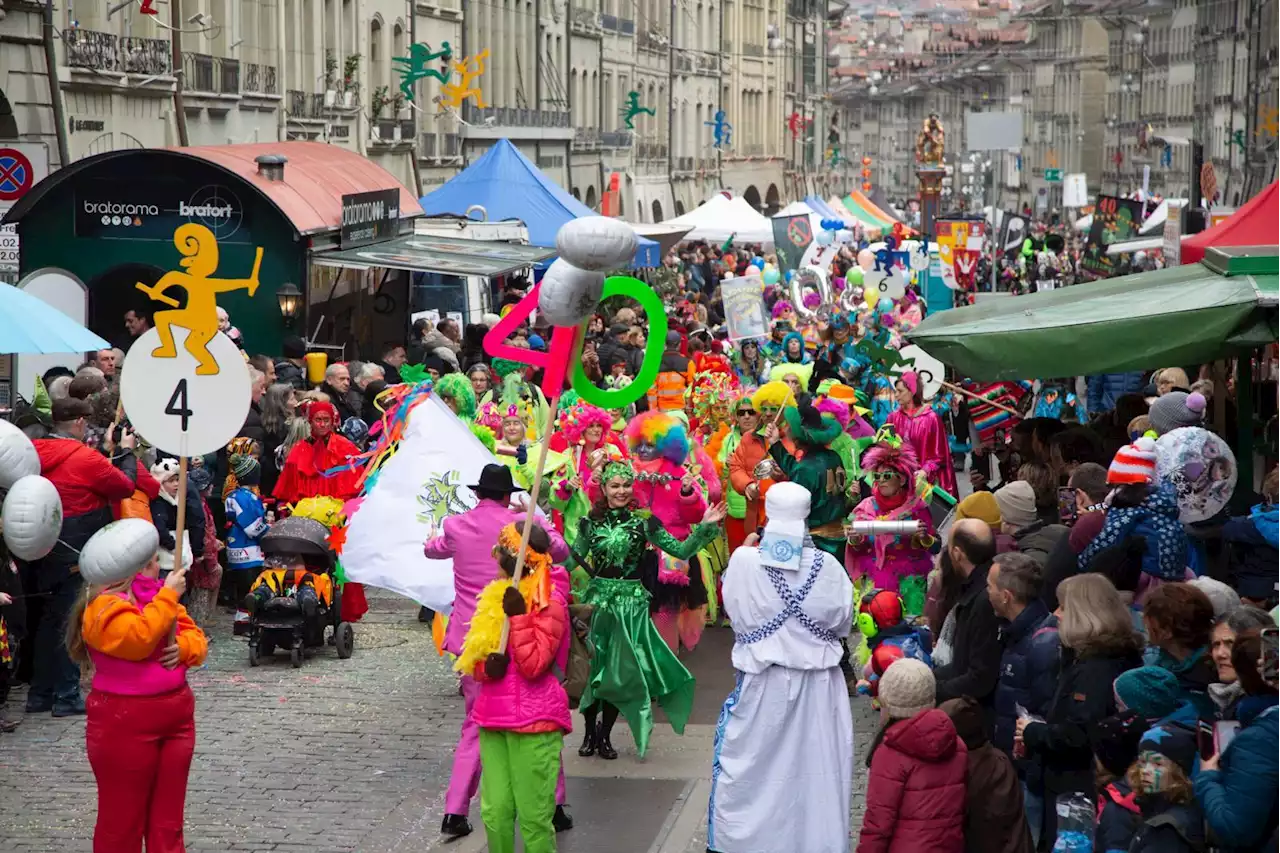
[659,192,774,247]
[1181,181,1279,265]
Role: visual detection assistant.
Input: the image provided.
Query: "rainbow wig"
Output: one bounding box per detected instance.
[624,411,690,464]
[557,402,614,445]
[815,396,851,429]
[862,437,920,483]
[771,299,794,319]
[751,380,798,412]
[434,373,477,421]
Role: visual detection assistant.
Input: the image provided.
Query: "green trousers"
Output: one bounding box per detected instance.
[478,728,562,853]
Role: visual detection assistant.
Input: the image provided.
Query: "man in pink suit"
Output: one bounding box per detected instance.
[424,464,574,840]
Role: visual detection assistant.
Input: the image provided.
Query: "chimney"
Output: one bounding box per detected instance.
[255,154,287,182]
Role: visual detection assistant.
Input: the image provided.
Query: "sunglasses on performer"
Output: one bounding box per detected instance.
[869,471,901,482]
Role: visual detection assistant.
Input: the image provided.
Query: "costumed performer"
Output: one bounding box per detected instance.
[727,382,799,541]
[573,459,726,759]
[760,320,792,362]
[274,399,368,622]
[476,399,570,491]
[548,402,626,553]
[625,411,718,653]
[845,428,937,619]
[719,391,761,554]
[424,464,573,840]
[454,521,572,853]
[760,395,850,558]
[68,519,208,852]
[888,369,957,498]
[481,359,551,440]
[707,482,854,853]
[683,378,738,626]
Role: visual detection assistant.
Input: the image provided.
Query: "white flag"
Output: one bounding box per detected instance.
[342,395,492,614]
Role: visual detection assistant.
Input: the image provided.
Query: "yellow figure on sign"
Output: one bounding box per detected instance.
[136,223,264,376]
[439,49,490,110]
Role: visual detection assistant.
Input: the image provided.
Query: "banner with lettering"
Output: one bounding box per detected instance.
[1081,195,1144,274]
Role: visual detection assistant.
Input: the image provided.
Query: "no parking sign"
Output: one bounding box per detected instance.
[0,144,47,204]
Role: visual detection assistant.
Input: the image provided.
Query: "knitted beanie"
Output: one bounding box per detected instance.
[1114,666,1184,721]
[1188,576,1241,619]
[1149,391,1206,436]
[1108,436,1158,485]
[1139,723,1198,775]
[230,453,261,484]
[877,658,936,719]
[954,491,1003,528]
[994,481,1038,530]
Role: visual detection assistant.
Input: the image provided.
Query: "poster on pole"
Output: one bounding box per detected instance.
[1081,195,1144,275]
[1063,173,1088,208]
[1162,203,1182,266]
[720,274,769,341]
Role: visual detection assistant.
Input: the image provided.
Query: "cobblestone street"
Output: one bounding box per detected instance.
[0,589,877,853]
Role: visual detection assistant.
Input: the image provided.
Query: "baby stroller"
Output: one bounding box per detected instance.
[246,515,354,668]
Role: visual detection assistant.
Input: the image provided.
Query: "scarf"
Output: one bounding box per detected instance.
[1250,503,1279,548]
[1078,480,1187,580]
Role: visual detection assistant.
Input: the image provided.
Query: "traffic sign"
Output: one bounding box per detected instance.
[1044,168,1062,183]
[0,149,34,201]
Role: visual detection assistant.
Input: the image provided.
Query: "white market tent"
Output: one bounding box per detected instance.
[662,193,775,247]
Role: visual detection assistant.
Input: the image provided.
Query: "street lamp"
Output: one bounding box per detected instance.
[276,281,302,326]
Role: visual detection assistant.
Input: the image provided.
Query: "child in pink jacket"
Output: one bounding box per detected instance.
[454,521,572,853]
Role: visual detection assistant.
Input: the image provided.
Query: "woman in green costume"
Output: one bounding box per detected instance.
[572,459,726,760]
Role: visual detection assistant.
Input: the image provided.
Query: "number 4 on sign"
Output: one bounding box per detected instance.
[140,0,159,13]
[166,379,193,432]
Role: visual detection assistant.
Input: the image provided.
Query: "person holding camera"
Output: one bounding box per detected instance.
[23,397,146,717]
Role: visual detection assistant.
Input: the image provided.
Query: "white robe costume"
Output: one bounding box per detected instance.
[707,483,855,853]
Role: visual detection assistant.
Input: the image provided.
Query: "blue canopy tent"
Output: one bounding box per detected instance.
[419,139,660,268]
[804,195,855,229]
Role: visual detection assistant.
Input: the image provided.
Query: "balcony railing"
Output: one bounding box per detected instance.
[184,53,216,92]
[573,127,600,150]
[120,37,170,75]
[570,6,600,32]
[675,52,694,73]
[65,28,119,72]
[444,132,460,155]
[460,104,572,127]
[243,63,278,95]
[600,130,633,148]
[537,154,565,169]
[288,89,308,117]
[743,42,765,57]
[219,57,240,94]
[697,54,719,73]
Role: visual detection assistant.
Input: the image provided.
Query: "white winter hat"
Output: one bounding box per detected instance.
[878,659,937,720]
[79,519,159,586]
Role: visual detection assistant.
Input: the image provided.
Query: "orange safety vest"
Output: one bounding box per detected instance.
[647,370,688,412]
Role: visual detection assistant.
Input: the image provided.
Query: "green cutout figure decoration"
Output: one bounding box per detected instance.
[620,91,655,130]
[393,42,454,101]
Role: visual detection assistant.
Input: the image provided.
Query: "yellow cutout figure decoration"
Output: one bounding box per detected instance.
[439,49,489,110]
[136,223,264,376]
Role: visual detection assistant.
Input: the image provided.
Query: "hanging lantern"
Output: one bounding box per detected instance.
[861,168,872,178]
[862,182,873,191]
[861,156,872,167]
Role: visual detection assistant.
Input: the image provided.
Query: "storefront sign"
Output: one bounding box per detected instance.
[69,118,106,134]
[1163,203,1182,265]
[340,189,400,249]
[73,178,250,243]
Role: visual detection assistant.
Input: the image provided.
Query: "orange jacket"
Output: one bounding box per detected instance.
[727,432,797,532]
[83,586,208,668]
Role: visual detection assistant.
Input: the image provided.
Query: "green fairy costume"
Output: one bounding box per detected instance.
[571,464,719,757]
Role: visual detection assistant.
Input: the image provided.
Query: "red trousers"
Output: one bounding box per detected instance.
[725,516,748,554]
[86,685,196,853]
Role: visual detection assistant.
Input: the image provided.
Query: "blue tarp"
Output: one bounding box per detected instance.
[419,139,660,268]
[804,195,854,229]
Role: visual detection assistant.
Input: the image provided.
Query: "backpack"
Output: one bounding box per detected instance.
[560,603,595,708]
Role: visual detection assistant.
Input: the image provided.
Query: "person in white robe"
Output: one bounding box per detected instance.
[706,481,855,853]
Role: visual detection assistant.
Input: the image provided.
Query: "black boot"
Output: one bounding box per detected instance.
[577,711,597,757]
[440,813,472,839]
[596,703,619,760]
[553,804,574,832]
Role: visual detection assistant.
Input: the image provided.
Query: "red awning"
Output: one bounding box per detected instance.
[1181,181,1278,265]
[168,141,424,236]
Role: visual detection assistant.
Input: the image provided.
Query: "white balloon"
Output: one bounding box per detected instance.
[880,267,908,302]
[0,419,39,491]
[79,519,160,587]
[2,475,62,560]
[555,216,639,271]
[537,258,606,327]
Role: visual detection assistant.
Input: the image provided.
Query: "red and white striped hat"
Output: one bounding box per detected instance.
[1108,435,1158,485]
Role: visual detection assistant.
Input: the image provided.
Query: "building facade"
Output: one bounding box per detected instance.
[0,0,833,223]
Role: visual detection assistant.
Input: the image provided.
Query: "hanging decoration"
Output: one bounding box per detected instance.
[438,49,490,110]
[1258,106,1279,138]
[393,42,453,100]
[706,109,732,149]
[827,145,842,168]
[786,111,811,140]
[861,155,873,193]
[1159,145,1173,168]
[620,91,656,130]
[139,0,158,13]
[1230,129,1247,153]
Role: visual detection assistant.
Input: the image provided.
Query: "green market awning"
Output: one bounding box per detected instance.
[312,234,556,277]
[906,246,1279,381]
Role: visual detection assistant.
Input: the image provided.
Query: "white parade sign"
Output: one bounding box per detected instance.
[892,344,945,400]
[120,327,251,457]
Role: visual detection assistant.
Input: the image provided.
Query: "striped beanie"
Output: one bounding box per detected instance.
[1108,435,1157,485]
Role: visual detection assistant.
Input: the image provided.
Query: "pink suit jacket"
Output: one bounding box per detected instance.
[423,498,569,656]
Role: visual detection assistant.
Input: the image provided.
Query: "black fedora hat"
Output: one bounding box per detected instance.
[468,463,518,494]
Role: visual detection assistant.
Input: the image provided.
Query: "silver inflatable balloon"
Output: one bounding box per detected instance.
[791,265,833,321]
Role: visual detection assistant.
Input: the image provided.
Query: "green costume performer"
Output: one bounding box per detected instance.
[572,462,720,759]
[766,399,851,559]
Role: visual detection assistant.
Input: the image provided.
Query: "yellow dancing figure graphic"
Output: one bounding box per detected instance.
[136,223,263,376]
[439,50,490,110]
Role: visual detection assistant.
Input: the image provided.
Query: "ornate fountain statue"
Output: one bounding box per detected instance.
[915,113,945,167]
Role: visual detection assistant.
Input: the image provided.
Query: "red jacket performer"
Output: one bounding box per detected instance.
[274,400,367,621]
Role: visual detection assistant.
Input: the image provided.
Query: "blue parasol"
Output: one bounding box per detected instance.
[0,283,110,354]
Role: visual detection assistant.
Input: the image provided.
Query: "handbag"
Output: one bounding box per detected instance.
[561,603,595,708]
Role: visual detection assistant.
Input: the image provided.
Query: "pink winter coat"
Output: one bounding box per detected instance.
[857,709,968,853]
[471,566,573,734]
[631,458,708,539]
